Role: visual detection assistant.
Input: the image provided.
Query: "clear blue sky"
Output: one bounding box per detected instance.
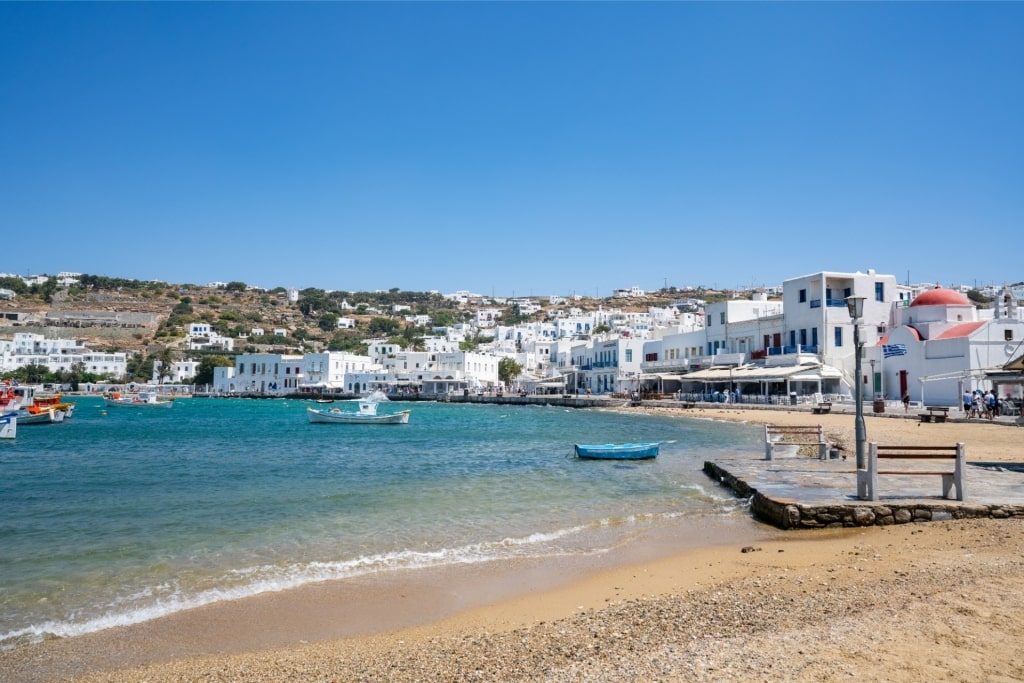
[2,2,1021,297]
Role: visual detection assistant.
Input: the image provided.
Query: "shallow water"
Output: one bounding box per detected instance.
[0,396,763,649]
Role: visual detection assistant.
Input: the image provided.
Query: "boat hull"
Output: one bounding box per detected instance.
[306,406,411,424]
[0,411,15,439]
[104,398,174,408]
[16,408,65,425]
[573,442,659,460]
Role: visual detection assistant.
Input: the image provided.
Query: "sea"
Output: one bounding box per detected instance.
[0,396,765,651]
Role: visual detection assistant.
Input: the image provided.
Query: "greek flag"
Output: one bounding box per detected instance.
[882,344,907,358]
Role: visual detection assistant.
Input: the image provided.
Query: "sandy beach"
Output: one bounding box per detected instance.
[5,406,1024,682]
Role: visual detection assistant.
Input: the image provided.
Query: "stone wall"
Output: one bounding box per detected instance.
[703,461,1024,529]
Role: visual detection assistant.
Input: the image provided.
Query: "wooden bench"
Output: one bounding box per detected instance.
[919,406,950,423]
[812,402,832,414]
[856,443,966,501]
[764,424,829,461]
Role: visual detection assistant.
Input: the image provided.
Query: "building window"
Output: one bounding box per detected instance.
[720,312,726,324]
[875,282,884,302]
[835,327,843,347]
[799,289,807,303]
[625,349,632,362]
[1007,330,1015,342]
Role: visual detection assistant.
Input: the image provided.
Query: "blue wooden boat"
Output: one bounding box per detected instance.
[573,442,659,460]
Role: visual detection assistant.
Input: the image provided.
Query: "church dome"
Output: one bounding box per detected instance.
[910,287,970,307]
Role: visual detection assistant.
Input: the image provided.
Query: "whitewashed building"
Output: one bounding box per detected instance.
[215,353,303,394]
[0,332,127,378]
[152,359,200,384]
[875,284,1024,407]
[300,351,377,390]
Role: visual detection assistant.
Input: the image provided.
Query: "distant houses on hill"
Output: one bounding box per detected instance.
[1,269,1022,409]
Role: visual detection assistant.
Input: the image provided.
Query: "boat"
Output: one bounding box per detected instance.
[573,442,659,460]
[28,393,76,418]
[0,410,16,439]
[16,406,66,425]
[306,400,411,424]
[0,383,21,414]
[104,390,174,408]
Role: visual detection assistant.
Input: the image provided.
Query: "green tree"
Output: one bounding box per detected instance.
[193,355,235,386]
[318,312,339,332]
[156,347,177,382]
[368,317,400,336]
[225,281,248,293]
[498,357,523,385]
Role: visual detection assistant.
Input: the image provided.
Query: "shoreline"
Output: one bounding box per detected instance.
[5,406,1024,682]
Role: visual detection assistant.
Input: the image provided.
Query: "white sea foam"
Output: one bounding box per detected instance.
[0,523,613,650]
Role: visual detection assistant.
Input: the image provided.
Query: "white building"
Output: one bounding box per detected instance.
[570,335,645,394]
[214,353,303,394]
[0,332,127,378]
[877,285,1024,407]
[186,322,235,351]
[639,269,908,401]
[153,359,200,384]
[301,351,377,390]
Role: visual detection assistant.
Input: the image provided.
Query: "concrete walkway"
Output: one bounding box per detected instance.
[703,445,1024,529]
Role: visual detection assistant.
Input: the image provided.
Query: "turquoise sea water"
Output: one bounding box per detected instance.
[0,397,763,650]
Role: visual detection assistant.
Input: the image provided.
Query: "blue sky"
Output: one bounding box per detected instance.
[2,2,1021,297]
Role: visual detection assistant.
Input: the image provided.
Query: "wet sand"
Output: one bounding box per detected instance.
[4,406,1023,682]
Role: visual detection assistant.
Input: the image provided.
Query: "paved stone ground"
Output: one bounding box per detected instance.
[706,447,1024,507]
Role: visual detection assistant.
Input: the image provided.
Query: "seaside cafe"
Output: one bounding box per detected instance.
[672,361,845,402]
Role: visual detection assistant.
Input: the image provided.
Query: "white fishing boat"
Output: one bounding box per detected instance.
[16,406,66,425]
[104,390,174,408]
[307,400,411,425]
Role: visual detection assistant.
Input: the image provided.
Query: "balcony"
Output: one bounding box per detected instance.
[640,358,690,372]
[809,298,849,309]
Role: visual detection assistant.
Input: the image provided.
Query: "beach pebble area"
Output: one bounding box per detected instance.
[62,517,1024,683]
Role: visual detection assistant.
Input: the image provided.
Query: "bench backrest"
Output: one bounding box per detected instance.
[873,444,960,459]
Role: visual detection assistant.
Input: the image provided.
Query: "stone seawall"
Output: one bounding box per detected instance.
[703,461,1024,529]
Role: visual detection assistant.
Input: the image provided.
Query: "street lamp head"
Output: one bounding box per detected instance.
[845,295,866,321]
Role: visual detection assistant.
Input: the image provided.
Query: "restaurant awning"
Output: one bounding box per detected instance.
[680,364,841,383]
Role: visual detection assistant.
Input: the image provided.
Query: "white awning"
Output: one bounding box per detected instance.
[681,364,841,383]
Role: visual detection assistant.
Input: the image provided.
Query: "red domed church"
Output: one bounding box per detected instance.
[877,284,1023,409]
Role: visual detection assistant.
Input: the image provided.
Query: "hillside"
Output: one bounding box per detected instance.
[0,276,713,357]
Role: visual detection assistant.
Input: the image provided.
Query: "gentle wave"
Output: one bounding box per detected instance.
[0,514,673,649]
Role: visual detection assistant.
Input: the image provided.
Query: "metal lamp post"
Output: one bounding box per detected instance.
[846,295,867,469]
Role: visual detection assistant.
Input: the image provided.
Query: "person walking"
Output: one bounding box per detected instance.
[902,392,910,412]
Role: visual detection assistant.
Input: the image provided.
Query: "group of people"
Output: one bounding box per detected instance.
[961,388,1009,420]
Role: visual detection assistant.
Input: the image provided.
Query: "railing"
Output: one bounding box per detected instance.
[768,345,818,356]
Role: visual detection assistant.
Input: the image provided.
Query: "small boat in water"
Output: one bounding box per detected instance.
[573,442,659,460]
[307,400,411,425]
[105,390,174,408]
[16,406,66,425]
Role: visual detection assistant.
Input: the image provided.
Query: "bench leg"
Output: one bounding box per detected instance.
[856,470,867,499]
[941,474,954,499]
[954,445,966,501]
[765,442,773,461]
